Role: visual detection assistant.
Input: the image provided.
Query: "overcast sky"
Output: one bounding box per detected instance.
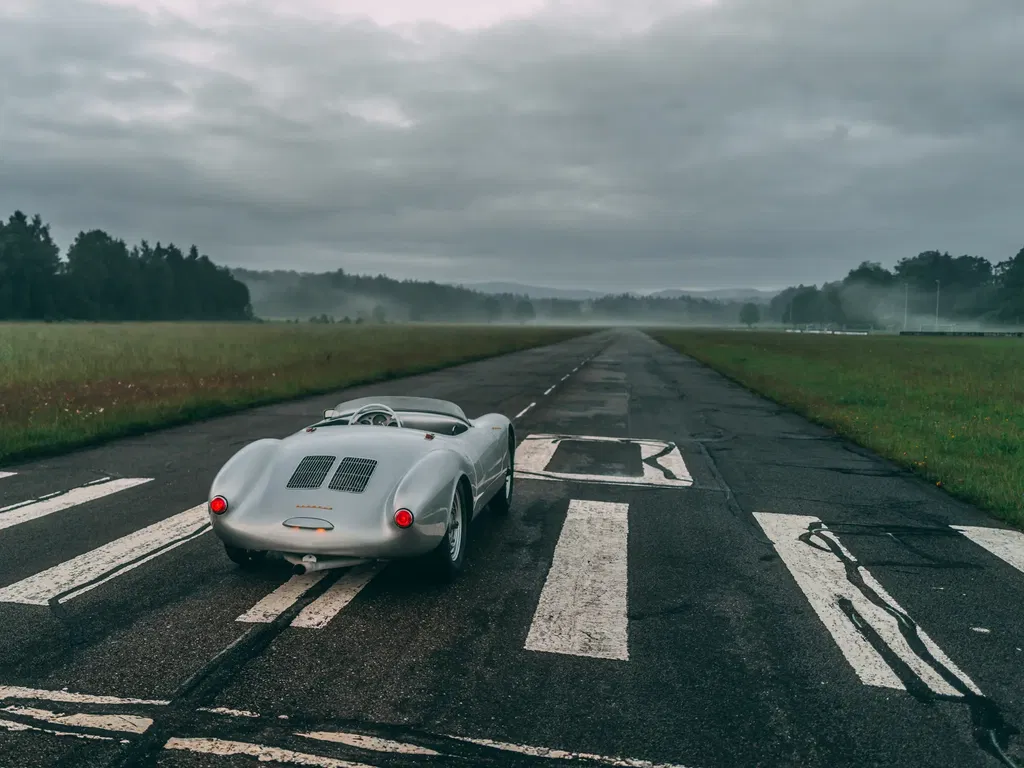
[2,0,1021,292]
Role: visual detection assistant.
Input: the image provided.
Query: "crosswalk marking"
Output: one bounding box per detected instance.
[0,477,152,533]
[299,731,439,755]
[450,736,691,767]
[1,705,152,734]
[236,573,329,624]
[0,685,169,706]
[165,737,375,767]
[291,563,385,629]
[952,525,1024,575]
[525,499,629,661]
[0,504,209,606]
[755,512,981,696]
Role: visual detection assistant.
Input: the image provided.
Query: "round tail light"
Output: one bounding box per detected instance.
[394,508,414,529]
[209,495,229,514]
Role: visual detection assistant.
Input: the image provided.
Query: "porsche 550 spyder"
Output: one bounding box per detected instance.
[207,396,515,579]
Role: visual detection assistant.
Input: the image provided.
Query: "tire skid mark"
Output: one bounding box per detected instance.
[95,567,346,768]
[800,521,1021,768]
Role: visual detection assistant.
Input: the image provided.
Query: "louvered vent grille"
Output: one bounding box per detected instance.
[328,457,378,493]
[286,455,336,489]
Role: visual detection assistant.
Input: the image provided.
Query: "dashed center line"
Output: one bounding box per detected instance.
[544,385,555,395]
[514,402,536,420]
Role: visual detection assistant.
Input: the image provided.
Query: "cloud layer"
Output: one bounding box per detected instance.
[2,0,1021,290]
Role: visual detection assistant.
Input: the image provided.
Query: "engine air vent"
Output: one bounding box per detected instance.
[328,457,378,493]
[286,455,336,489]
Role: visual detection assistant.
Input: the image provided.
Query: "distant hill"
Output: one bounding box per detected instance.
[648,288,780,302]
[231,268,750,325]
[457,281,610,300]
[459,281,778,303]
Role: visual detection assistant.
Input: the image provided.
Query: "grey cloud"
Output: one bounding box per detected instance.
[1,0,1021,291]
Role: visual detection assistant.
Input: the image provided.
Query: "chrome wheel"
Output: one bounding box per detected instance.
[447,492,464,562]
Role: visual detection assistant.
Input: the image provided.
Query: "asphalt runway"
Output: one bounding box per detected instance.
[0,328,1022,768]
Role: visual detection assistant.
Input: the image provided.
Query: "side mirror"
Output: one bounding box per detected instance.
[323,409,342,420]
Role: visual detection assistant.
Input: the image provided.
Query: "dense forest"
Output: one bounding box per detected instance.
[0,211,252,321]
[1,209,1022,328]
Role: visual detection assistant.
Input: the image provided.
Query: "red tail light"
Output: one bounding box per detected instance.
[394,508,414,528]
[209,495,229,514]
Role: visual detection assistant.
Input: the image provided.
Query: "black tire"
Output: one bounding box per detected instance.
[490,437,514,515]
[424,484,469,581]
[225,544,266,569]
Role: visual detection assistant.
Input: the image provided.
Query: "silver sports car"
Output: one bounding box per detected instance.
[207,396,515,579]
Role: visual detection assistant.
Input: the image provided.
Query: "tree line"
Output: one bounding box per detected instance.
[3,209,1021,327]
[233,266,750,324]
[0,211,252,321]
[760,249,1024,329]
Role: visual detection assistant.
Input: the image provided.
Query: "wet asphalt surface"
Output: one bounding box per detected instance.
[0,328,1021,768]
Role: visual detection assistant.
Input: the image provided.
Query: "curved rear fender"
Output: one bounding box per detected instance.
[393,450,467,533]
[209,438,281,513]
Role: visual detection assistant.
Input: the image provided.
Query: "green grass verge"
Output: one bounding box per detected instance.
[0,322,588,466]
[649,329,1023,528]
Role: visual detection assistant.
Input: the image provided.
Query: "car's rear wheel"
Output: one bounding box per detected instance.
[225,544,266,569]
[425,485,468,580]
[490,437,514,515]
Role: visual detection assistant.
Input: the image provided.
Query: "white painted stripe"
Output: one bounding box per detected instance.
[572,366,579,371]
[952,525,1024,575]
[0,477,152,533]
[0,471,15,480]
[515,434,693,488]
[236,572,328,624]
[0,717,114,741]
[514,402,535,420]
[164,737,375,767]
[544,385,555,395]
[451,736,689,767]
[291,563,385,629]
[561,374,569,381]
[525,499,629,661]
[0,504,210,606]
[299,731,439,755]
[198,707,260,718]
[754,512,982,696]
[0,685,168,706]
[2,705,151,734]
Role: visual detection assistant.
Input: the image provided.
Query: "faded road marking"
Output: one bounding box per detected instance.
[0,504,209,605]
[2,705,152,734]
[165,737,375,767]
[525,499,629,660]
[451,735,690,767]
[0,685,169,706]
[299,731,439,755]
[291,563,385,629]
[236,572,329,624]
[755,512,981,696]
[952,525,1024,576]
[0,477,152,533]
[515,434,693,487]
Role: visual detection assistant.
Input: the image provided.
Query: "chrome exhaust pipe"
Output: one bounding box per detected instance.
[289,555,369,575]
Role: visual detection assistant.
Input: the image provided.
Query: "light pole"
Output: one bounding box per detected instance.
[934,280,940,331]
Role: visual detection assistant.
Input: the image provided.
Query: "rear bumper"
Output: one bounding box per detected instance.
[210,512,445,559]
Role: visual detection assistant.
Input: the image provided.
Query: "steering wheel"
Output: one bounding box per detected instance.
[348,403,403,428]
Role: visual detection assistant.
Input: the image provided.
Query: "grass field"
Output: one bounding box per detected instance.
[0,322,586,466]
[651,330,1023,528]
